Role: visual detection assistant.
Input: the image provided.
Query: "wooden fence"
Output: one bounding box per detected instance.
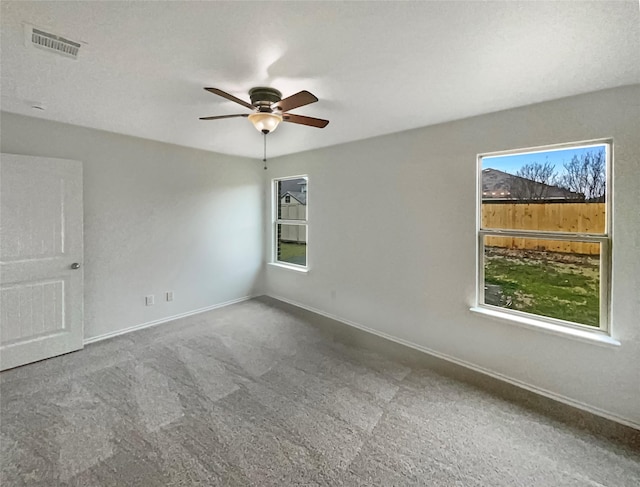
[482,202,605,255]
[279,199,307,243]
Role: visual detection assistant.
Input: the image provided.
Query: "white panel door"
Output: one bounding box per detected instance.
[0,154,83,370]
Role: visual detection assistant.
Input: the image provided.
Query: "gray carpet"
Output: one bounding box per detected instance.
[1,297,638,486]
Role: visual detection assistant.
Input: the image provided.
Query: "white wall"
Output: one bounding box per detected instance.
[1,112,264,340]
[264,85,640,427]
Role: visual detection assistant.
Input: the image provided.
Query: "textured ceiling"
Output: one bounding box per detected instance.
[1,1,639,159]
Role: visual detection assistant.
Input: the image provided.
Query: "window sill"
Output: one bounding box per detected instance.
[267,262,309,273]
[469,306,621,348]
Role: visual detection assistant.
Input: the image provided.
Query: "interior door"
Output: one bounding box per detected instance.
[0,154,84,370]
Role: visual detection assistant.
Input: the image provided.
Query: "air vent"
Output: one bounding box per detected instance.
[25,25,81,59]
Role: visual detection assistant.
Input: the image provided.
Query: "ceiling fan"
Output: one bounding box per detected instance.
[200,87,329,134]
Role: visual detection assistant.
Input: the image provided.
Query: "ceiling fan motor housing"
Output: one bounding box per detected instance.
[249,87,282,111]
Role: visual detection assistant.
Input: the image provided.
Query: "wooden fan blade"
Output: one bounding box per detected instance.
[204,88,253,110]
[282,113,329,128]
[274,91,318,112]
[199,114,249,120]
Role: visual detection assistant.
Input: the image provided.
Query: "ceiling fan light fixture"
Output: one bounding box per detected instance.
[248,111,282,134]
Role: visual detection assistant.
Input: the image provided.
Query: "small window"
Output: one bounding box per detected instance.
[477,141,611,332]
[274,176,308,267]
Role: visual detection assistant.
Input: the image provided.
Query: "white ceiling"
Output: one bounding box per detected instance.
[2,1,639,159]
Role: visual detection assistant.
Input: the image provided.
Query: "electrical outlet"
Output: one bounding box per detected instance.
[166,291,174,302]
[145,295,154,306]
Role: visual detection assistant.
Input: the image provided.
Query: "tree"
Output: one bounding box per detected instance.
[511,161,558,199]
[559,150,606,202]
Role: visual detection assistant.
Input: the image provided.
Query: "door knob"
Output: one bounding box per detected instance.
[70,263,81,270]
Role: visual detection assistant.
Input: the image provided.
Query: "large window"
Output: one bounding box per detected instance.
[273,176,308,268]
[477,141,611,332]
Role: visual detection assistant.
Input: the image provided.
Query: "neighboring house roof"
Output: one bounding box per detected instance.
[279,178,307,196]
[282,191,307,205]
[481,168,582,201]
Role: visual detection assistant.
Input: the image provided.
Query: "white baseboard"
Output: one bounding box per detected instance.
[268,294,640,431]
[83,295,255,345]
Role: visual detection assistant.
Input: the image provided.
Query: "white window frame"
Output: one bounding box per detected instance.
[272,175,308,270]
[475,139,612,336]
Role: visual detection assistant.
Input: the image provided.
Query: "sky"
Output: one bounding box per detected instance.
[482,144,606,176]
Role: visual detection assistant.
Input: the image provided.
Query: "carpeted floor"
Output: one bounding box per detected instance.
[1,297,639,486]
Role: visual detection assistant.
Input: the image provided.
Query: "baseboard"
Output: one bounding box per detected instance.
[83,295,256,345]
[267,294,640,431]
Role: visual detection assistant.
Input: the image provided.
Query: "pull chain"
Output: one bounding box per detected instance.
[263,132,268,170]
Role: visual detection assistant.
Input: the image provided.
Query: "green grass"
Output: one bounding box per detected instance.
[278,242,306,266]
[484,249,600,327]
